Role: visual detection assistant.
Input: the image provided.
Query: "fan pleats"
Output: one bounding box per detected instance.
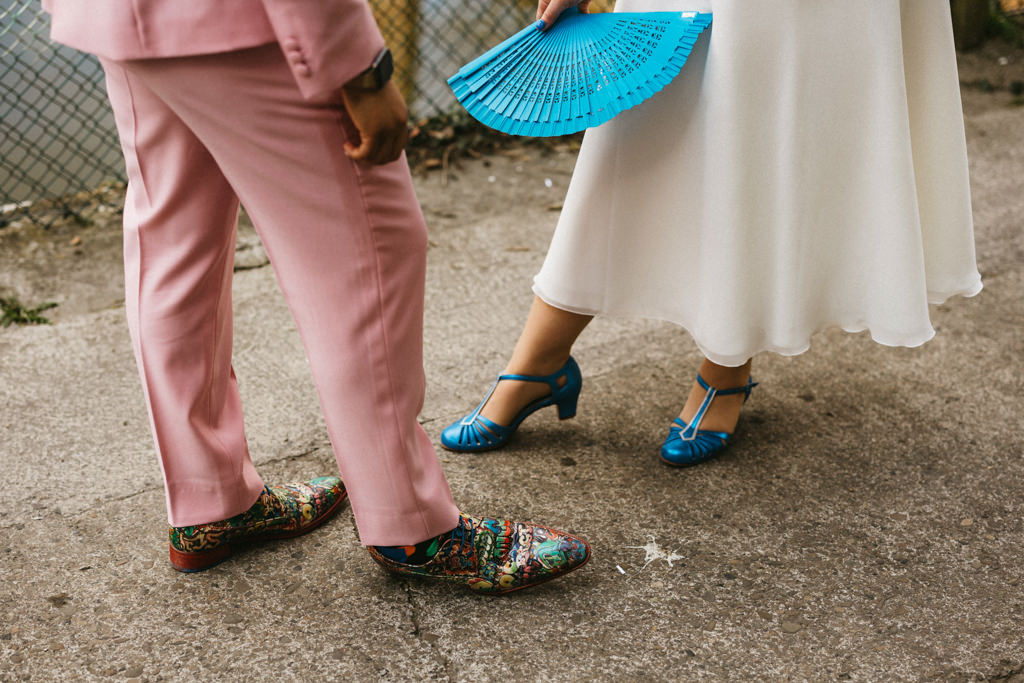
[448,8,713,137]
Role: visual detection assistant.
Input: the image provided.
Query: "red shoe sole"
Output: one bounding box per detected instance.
[168,488,348,572]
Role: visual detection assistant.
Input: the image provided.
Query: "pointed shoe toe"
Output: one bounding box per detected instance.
[468,518,591,595]
[440,414,510,452]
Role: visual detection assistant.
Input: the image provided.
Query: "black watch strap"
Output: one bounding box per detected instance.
[350,47,394,90]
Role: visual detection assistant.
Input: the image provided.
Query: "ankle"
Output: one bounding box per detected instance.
[698,358,751,389]
[505,350,571,377]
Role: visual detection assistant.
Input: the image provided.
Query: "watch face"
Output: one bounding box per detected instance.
[375,48,394,89]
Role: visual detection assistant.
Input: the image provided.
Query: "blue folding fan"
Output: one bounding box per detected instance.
[448,8,712,137]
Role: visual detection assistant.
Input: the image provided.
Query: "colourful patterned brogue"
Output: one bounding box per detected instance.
[168,476,347,572]
[366,513,590,594]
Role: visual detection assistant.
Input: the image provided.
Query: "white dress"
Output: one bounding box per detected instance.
[533,0,983,367]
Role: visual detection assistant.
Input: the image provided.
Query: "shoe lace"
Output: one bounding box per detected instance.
[446,515,479,560]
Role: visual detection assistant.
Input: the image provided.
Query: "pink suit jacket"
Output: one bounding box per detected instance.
[42,0,385,100]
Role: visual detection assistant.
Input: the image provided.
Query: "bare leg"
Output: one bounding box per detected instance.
[678,357,753,433]
[478,297,592,426]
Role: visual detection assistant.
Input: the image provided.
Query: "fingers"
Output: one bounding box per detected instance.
[344,133,386,164]
[340,83,408,165]
[343,138,371,162]
[538,0,582,30]
[538,0,563,29]
[344,123,407,165]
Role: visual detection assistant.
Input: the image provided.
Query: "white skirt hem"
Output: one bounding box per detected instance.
[533,276,982,368]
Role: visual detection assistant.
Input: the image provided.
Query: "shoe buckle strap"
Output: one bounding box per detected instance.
[714,377,757,400]
[498,361,568,395]
[463,360,571,425]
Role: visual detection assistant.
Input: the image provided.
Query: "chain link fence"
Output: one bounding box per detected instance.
[1,0,1016,228]
[0,0,614,228]
[1,2,125,227]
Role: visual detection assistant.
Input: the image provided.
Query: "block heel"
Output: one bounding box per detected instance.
[556,394,578,420]
[169,543,232,572]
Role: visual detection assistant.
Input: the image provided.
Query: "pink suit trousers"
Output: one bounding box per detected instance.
[100,44,460,546]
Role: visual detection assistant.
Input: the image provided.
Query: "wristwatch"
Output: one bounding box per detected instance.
[348,47,394,90]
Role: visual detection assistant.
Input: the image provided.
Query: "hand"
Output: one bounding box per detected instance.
[339,80,409,165]
[536,0,591,29]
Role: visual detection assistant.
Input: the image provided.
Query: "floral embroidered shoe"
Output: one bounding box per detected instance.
[366,513,590,594]
[660,373,758,467]
[168,476,347,572]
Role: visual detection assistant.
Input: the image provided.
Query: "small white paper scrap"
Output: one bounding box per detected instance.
[626,536,685,568]
[616,565,626,574]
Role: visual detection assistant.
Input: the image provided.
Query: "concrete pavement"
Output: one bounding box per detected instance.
[1,48,1023,681]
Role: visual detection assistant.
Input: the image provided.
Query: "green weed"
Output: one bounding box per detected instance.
[0,296,58,327]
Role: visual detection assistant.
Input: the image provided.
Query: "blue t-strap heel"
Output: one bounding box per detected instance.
[660,373,758,467]
[441,357,582,452]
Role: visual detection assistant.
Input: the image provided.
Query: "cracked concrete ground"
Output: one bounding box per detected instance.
[1,45,1023,681]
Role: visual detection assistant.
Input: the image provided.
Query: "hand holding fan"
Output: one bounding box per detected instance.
[447,8,712,137]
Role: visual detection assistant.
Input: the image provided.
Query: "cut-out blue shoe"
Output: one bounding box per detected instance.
[441,357,582,452]
[660,373,758,467]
